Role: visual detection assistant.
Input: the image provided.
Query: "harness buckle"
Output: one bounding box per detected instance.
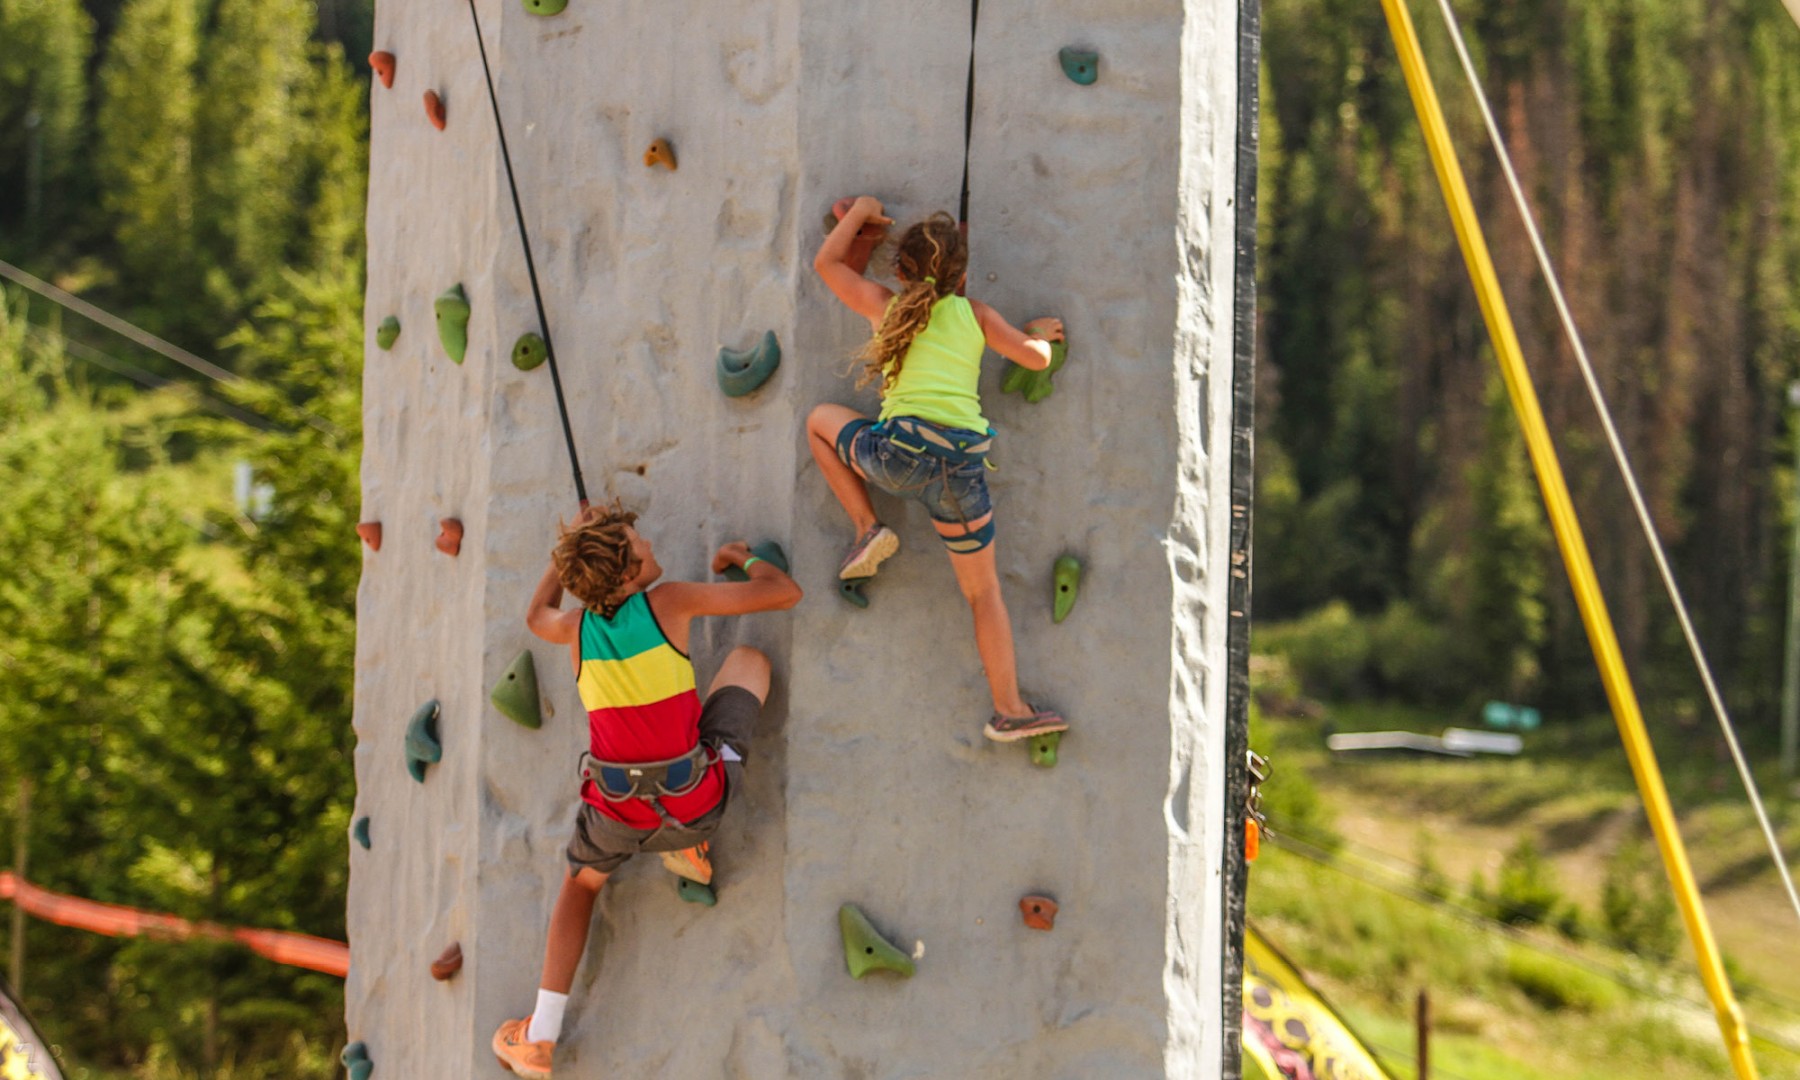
[579,744,718,803]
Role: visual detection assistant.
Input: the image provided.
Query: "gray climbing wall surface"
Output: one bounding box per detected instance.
[351,1,1245,1075]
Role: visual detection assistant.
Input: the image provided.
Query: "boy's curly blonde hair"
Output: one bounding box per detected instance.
[552,502,640,617]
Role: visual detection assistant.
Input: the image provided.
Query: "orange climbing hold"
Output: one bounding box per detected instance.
[1246,818,1261,862]
[436,518,463,556]
[424,89,446,131]
[431,942,463,981]
[369,51,395,89]
[356,522,382,551]
[643,137,677,170]
[1019,895,1058,931]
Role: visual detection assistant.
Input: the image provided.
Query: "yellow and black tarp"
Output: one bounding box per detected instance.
[1243,923,1392,1080]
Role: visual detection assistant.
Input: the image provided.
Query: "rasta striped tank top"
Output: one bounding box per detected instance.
[576,591,724,827]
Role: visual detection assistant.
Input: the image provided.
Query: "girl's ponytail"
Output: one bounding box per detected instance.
[855,213,968,392]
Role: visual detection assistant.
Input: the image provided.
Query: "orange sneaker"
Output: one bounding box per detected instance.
[659,841,713,885]
[492,1016,553,1079]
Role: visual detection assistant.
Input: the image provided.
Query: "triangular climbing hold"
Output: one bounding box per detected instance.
[511,332,546,371]
[369,51,395,89]
[717,330,780,397]
[1019,894,1059,931]
[435,284,469,364]
[677,878,716,906]
[376,315,400,350]
[356,522,382,552]
[430,942,463,981]
[725,540,789,582]
[351,816,371,850]
[405,699,442,783]
[522,0,567,14]
[424,88,446,130]
[838,577,871,609]
[839,903,915,979]
[1058,46,1099,85]
[643,137,677,170]
[1000,337,1067,404]
[436,518,463,557]
[1029,730,1062,768]
[490,650,542,729]
[1052,554,1082,623]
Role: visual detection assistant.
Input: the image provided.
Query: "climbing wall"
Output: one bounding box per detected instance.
[350,0,1246,1075]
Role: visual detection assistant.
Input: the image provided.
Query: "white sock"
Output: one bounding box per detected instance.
[527,989,568,1044]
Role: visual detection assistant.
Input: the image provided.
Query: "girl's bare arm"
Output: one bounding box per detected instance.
[971,301,1063,370]
[814,196,895,327]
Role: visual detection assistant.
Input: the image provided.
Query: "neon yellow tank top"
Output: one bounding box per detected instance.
[878,294,990,433]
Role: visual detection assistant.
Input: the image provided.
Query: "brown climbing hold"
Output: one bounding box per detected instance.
[424,89,446,131]
[356,522,382,552]
[436,518,463,556]
[369,51,395,89]
[643,138,677,170]
[1019,895,1058,932]
[430,942,463,981]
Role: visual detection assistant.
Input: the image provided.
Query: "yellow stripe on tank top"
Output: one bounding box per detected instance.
[576,645,696,711]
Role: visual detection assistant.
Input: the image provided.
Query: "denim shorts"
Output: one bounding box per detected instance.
[835,416,994,528]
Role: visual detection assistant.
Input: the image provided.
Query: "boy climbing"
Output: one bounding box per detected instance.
[806,196,1071,743]
[491,503,801,1078]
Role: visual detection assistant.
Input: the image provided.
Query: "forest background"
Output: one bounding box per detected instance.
[0,0,1793,1075]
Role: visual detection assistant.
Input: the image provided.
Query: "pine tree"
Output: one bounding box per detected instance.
[0,0,94,241]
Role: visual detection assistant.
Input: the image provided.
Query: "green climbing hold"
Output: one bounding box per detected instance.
[1000,337,1067,403]
[838,577,871,609]
[511,332,546,371]
[1030,731,1063,768]
[522,0,566,13]
[376,315,400,351]
[341,1041,371,1080]
[1059,46,1099,85]
[839,903,915,979]
[490,651,542,729]
[725,540,789,582]
[435,284,470,364]
[405,700,442,783]
[1052,554,1083,623]
[352,816,371,850]
[717,330,781,397]
[677,878,717,906]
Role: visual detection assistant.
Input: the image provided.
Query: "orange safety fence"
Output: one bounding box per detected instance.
[0,872,348,978]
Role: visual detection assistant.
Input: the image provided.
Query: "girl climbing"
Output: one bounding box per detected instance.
[806,196,1071,742]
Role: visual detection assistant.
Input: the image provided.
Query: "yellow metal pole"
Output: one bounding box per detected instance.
[1373,0,1759,1074]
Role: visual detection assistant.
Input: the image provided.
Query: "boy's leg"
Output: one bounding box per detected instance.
[658,646,772,884]
[709,644,771,705]
[806,403,880,535]
[539,867,608,993]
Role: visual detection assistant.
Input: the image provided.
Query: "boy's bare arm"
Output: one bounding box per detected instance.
[814,196,895,325]
[649,542,803,648]
[525,563,582,644]
[972,300,1063,370]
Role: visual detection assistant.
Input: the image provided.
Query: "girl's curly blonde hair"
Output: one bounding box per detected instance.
[856,212,968,392]
[552,502,640,617]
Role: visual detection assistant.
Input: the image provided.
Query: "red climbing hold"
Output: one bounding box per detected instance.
[369,51,395,89]
[436,518,463,556]
[1019,895,1058,932]
[424,89,446,131]
[431,942,463,981]
[356,522,382,552]
[826,197,887,277]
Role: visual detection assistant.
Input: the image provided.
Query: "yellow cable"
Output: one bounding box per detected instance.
[1373,0,1759,1074]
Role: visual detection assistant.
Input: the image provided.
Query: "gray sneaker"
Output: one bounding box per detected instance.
[838,524,899,580]
[984,705,1069,743]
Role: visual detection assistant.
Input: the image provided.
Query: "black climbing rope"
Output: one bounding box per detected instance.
[464,0,590,506]
[957,0,980,224]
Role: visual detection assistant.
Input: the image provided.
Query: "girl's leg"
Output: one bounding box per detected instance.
[937,514,1032,718]
[806,403,879,535]
[540,866,608,993]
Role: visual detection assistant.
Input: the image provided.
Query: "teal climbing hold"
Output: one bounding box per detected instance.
[725,540,789,582]
[838,577,871,609]
[1001,337,1067,404]
[839,903,915,979]
[405,700,442,783]
[1030,731,1063,768]
[522,0,566,13]
[490,651,542,729]
[677,878,717,906]
[376,315,400,351]
[352,816,371,850]
[1059,46,1099,85]
[435,285,470,364]
[1052,554,1082,623]
[717,330,781,397]
[511,332,546,371]
[341,1041,371,1080]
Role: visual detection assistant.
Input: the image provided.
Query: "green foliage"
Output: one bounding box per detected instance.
[1504,948,1621,1013]
[1248,702,1341,851]
[1255,601,1372,700]
[1600,838,1679,962]
[0,0,93,238]
[1489,837,1566,928]
[1460,372,1548,699]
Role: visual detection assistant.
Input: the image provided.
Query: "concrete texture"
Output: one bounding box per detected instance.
[350,1,1241,1075]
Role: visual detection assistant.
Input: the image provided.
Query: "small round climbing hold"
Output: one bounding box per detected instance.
[1052,554,1082,623]
[1029,730,1063,768]
[423,88,446,130]
[341,1041,372,1080]
[677,878,717,907]
[643,137,677,170]
[1019,895,1059,931]
[716,330,781,397]
[356,522,382,552]
[436,518,463,557]
[522,0,567,14]
[431,942,463,981]
[351,816,371,850]
[369,51,395,89]
[405,700,442,783]
[510,332,547,372]
[1058,46,1099,85]
[375,315,400,351]
[838,577,871,609]
[434,285,470,364]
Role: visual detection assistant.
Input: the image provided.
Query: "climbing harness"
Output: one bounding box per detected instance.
[883,416,996,554]
[579,744,718,805]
